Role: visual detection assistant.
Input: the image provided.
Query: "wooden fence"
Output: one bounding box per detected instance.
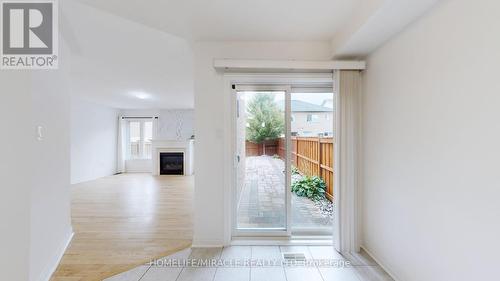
[246,137,335,201]
[278,137,334,201]
[246,140,279,156]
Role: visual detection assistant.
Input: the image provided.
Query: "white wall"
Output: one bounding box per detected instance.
[193,41,332,245]
[158,109,195,140]
[0,40,73,281]
[0,73,32,281]
[120,109,194,173]
[29,41,74,281]
[361,0,500,280]
[120,109,194,141]
[71,97,118,184]
[30,86,71,281]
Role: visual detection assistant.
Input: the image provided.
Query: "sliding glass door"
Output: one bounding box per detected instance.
[233,84,334,237]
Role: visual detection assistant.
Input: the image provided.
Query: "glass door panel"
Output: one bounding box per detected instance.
[290,92,334,234]
[235,91,288,231]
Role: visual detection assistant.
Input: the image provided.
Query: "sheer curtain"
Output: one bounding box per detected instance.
[152,117,159,140]
[116,116,126,173]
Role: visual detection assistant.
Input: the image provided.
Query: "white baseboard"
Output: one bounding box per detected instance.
[38,230,74,281]
[191,239,225,248]
[231,236,333,246]
[230,240,332,246]
[360,245,401,281]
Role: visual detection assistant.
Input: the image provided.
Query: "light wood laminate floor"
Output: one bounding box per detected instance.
[51,174,194,281]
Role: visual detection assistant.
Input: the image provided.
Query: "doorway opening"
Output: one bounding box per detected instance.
[233,84,335,239]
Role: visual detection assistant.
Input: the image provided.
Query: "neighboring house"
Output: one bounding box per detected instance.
[287,100,335,137]
[321,98,335,109]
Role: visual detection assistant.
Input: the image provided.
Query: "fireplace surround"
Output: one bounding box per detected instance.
[151,140,194,176]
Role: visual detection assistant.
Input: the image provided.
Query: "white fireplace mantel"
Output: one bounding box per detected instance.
[151,140,194,176]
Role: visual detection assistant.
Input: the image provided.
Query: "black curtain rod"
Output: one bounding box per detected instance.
[121,116,158,119]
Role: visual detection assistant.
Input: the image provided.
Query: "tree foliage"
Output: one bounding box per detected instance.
[246,93,284,143]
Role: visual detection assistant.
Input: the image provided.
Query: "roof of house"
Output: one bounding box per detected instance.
[279,100,333,112]
[322,99,334,107]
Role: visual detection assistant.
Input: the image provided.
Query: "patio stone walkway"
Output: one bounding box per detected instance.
[237,156,333,230]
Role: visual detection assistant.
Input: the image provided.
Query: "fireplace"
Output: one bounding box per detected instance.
[151,140,193,176]
[159,152,184,175]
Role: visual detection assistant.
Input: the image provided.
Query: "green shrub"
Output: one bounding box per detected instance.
[291,165,300,175]
[291,176,326,201]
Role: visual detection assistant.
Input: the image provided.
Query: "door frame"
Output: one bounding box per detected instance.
[231,84,292,237]
[223,73,337,241]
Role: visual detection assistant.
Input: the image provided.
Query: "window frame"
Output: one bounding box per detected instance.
[126,118,154,160]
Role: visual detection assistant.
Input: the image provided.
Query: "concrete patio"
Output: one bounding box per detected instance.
[237,156,333,230]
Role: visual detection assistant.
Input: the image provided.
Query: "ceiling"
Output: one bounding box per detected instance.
[63,0,439,109]
[76,0,362,41]
[62,0,194,109]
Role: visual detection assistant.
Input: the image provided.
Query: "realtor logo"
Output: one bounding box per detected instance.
[1,0,58,69]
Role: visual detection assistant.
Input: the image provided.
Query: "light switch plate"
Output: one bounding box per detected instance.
[37,126,44,141]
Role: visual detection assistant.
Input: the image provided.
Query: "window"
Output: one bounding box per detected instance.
[127,119,154,159]
[129,121,141,159]
[306,114,319,123]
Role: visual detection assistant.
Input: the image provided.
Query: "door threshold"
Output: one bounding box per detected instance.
[231,235,333,246]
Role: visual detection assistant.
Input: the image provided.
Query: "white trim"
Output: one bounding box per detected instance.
[291,87,334,93]
[231,237,333,246]
[151,140,194,176]
[333,71,341,252]
[223,76,235,246]
[214,59,366,71]
[229,86,238,241]
[225,72,334,85]
[191,239,225,248]
[285,87,292,237]
[360,245,401,281]
[39,231,74,281]
[230,84,292,238]
[234,84,291,92]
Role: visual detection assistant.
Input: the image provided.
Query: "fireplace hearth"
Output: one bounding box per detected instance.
[160,152,184,175]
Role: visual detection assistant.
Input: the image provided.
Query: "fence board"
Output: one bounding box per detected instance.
[250,137,335,201]
[246,140,279,156]
[278,137,334,201]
